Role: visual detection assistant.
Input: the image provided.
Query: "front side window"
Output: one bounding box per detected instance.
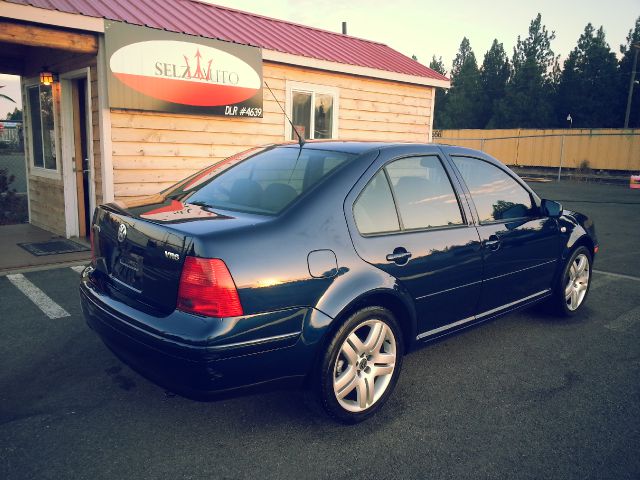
[451,156,534,223]
[27,84,57,170]
[289,84,336,140]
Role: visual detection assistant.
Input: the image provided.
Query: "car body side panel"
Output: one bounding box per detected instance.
[343,146,484,335]
[474,218,561,311]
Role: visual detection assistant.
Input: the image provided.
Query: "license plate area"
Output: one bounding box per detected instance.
[112,251,144,291]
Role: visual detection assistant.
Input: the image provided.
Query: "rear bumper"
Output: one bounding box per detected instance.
[80,269,331,397]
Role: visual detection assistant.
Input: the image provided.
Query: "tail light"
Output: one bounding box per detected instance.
[177,257,243,317]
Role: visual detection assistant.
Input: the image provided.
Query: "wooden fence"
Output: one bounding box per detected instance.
[433,129,640,172]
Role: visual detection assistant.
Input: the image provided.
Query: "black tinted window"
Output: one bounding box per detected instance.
[180,147,354,214]
[385,156,464,229]
[452,156,534,223]
[354,170,400,234]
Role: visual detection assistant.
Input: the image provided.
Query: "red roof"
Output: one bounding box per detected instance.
[7,0,448,82]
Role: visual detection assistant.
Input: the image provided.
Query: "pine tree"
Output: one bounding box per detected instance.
[557,24,620,127]
[440,37,482,128]
[494,14,558,128]
[620,16,640,128]
[429,55,448,129]
[480,39,510,128]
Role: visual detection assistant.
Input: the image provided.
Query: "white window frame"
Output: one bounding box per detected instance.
[23,77,62,180]
[285,80,339,141]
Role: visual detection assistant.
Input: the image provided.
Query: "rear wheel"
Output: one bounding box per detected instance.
[549,246,592,316]
[316,306,403,423]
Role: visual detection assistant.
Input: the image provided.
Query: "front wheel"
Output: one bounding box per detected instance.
[316,306,403,423]
[549,246,592,316]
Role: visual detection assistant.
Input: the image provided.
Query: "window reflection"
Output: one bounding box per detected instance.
[314,94,333,139]
[386,156,464,229]
[291,91,311,140]
[27,84,56,170]
[452,156,533,223]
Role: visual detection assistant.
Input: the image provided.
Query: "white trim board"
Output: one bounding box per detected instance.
[60,67,94,238]
[264,50,450,89]
[97,35,114,203]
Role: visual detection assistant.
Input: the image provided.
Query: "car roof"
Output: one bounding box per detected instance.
[278,140,443,155]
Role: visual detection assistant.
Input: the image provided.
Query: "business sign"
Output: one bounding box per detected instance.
[104,21,263,117]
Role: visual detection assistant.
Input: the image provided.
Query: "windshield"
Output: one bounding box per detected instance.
[168,146,356,215]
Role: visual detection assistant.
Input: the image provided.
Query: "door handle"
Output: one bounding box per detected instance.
[484,235,501,251]
[386,248,412,265]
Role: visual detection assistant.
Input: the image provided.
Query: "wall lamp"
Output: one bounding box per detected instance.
[39,70,57,86]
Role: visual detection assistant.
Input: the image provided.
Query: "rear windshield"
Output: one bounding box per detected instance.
[169,146,355,215]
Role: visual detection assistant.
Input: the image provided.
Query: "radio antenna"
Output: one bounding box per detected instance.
[264,81,305,148]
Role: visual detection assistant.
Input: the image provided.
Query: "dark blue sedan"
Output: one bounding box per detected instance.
[80,142,597,423]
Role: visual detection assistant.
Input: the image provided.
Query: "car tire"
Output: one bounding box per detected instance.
[316,306,404,424]
[548,246,593,317]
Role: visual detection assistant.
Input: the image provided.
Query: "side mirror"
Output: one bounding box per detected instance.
[541,199,563,218]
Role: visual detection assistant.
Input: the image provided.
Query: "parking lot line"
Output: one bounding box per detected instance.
[593,269,640,282]
[70,265,86,274]
[605,305,640,333]
[6,273,71,319]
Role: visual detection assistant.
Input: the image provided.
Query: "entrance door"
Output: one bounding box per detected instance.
[70,78,90,237]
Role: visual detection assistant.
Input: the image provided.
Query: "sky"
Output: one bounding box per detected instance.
[1,0,638,118]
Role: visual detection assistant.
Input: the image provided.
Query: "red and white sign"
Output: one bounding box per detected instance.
[110,40,261,107]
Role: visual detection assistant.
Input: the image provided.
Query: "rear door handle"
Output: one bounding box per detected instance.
[386,248,412,265]
[484,235,501,251]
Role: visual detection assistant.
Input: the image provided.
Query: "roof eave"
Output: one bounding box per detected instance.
[0,0,105,32]
[263,49,451,88]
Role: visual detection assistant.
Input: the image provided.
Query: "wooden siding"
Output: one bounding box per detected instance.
[112,62,434,199]
[435,129,640,171]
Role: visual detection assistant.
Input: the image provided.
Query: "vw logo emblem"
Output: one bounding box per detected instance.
[117,223,127,243]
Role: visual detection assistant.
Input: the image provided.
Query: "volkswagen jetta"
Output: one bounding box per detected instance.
[80,142,597,423]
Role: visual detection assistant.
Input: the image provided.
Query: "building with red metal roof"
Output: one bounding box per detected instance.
[0,0,449,238]
[4,0,448,84]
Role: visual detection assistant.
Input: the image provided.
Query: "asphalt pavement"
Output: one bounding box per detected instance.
[0,180,639,480]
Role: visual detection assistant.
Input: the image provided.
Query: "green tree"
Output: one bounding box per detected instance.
[440,37,482,128]
[619,16,640,128]
[557,24,621,127]
[5,108,22,121]
[480,39,510,128]
[494,14,558,127]
[429,55,448,129]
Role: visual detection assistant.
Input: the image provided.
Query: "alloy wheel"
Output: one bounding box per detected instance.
[332,319,397,413]
[565,253,590,311]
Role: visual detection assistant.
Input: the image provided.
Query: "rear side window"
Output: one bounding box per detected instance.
[451,156,534,223]
[385,156,464,230]
[179,147,354,214]
[353,170,400,234]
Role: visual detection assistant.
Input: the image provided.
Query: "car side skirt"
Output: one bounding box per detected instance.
[416,289,551,342]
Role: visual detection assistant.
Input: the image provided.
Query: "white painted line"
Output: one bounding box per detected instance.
[70,265,86,274]
[593,270,640,282]
[6,274,71,319]
[605,306,640,332]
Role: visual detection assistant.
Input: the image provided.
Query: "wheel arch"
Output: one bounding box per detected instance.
[305,283,417,384]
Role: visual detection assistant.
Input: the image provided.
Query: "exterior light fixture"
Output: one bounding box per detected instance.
[40,70,55,86]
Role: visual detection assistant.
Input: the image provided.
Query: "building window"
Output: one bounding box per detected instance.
[287,82,338,140]
[27,84,57,171]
